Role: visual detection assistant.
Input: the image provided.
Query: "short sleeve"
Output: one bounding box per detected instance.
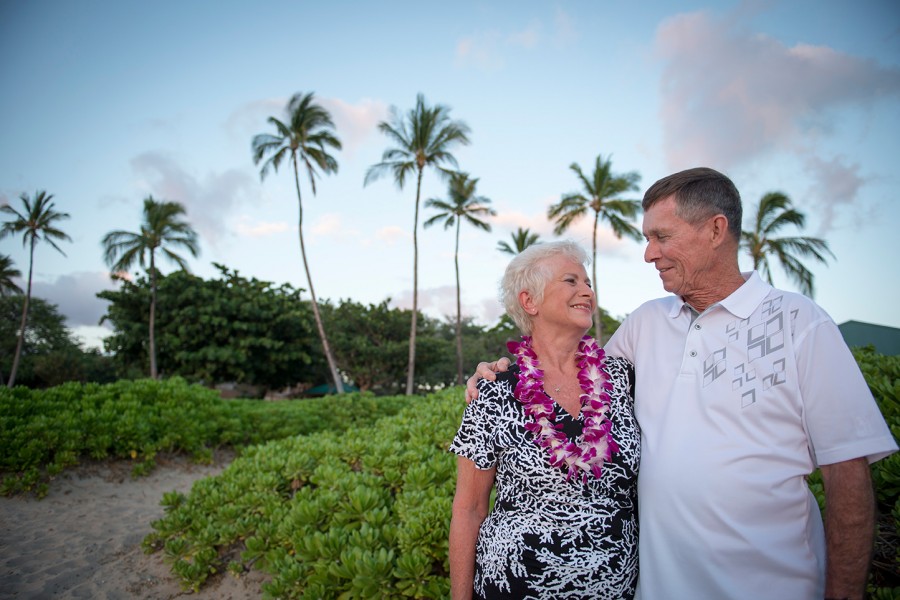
[797,318,898,466]
[449,377,510,469]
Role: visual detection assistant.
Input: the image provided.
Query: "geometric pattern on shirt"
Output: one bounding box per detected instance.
[721,294,790,408]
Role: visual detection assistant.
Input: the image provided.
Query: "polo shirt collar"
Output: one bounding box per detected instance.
[668,271,772,320]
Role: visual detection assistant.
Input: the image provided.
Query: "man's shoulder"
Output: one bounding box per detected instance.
[621,295,679,323]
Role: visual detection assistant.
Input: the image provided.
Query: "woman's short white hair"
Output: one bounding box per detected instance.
[500,240,591,335]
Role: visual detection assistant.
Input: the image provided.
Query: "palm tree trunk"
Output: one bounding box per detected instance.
[149,252,158,379]
[406,168,424,396]
[591,212,602,342]
[7,238,34,387]
[454,220,463,386]
[293,155,344,394]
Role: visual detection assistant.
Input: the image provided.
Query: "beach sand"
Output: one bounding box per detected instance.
[0,453,269,599]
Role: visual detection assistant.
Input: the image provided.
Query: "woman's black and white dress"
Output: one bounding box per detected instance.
[450,356,640,600]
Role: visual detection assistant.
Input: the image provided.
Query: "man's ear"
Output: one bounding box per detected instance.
[709,214,730,248]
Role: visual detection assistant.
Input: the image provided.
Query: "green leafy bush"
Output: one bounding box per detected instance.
[852,347,900,595]
[0,378,411,497]
[143,387,462,598]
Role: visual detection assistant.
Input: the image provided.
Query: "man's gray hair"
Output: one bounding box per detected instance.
[643,167,743,241]
[500,240,590,335]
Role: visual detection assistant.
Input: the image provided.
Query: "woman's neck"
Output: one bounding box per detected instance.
[528,327,586,373]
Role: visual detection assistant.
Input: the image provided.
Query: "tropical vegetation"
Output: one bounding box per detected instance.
[547,154,642,342]
[0,295,115,388]
[424,172,495,385]
[0,190,71,387]
[102,196,199,379]
[364,93,471,395]
[1,348,896,598]
[497,227,541,255]
[0,254,22,296]
[95,266,528,395]
[252,91,345,394]
[741,191,834,297]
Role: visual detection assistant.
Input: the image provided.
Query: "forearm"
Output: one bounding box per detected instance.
[821,458,875,600]
[449,511,484,600]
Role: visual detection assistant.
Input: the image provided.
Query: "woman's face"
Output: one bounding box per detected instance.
[527,255,594,334]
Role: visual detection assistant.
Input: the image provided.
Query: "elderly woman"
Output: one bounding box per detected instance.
[449,241,640,599]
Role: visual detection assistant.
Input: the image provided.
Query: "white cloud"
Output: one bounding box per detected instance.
[234,216,290,238]
[455,20,545,71]
[491,209,555,235]
[553,8,578,45]
[30,271,118,329]
[655,10,900,171]
[318,97,389,158]
[803,155,869,232]
[228,95,387,161]
[376,226,408,245]
[455,32,506,71]
[389,284,501,325]
[310,213,342,236]
[130,151,255,248]
[508,20,541,49]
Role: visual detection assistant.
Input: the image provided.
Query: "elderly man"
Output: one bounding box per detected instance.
[466,167,897,600]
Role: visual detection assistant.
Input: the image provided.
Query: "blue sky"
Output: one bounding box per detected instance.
[2,0,899,349]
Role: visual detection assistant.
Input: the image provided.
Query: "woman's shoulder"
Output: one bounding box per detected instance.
[603,355,635,396]
[604,355,633,372]
[473,366,519,407]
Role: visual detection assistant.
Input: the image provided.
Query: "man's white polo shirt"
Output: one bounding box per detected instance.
[605,271,897,600]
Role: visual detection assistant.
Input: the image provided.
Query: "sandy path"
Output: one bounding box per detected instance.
[0,453,269,599]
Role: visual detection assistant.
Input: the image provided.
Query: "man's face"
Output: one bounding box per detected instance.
[641,195,715,301]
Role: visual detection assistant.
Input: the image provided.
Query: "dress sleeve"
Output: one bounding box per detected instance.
[449,378,506,470]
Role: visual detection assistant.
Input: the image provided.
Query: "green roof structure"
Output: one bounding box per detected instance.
[838,320,900,356]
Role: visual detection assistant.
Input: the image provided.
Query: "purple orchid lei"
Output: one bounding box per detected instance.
[507,334,619,483]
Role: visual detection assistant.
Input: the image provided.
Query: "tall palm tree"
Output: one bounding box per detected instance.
[548,154,642,342]
[102,197,199,379]
[364,93,471,395]
[741,191,834,297]
[497,227,541,255]
[424,172,496,385]
[0,255,23,296]
[0,190,71,387]
[252,92,345,394]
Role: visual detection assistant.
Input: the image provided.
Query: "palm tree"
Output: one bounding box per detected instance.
[741,191,834,297]
[547,154,642,342]
[102,197,199,379]
[497,227,541,255]
[0,190,71,387]
[252,92,345,394]
[424,172,496,385]
[0,255,22,296]
[364,93,471,395]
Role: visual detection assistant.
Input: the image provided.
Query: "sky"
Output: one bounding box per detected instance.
[2,0,899,350]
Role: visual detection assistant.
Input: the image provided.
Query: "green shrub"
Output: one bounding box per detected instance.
[143,387,462,598]
[0,378,412,497]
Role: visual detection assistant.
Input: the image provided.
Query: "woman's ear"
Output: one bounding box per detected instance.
[519,290,537,315]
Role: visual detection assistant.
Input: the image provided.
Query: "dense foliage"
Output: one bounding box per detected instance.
[852,347,900,594]
[98,265,324,391]
[98,266,583,395]
[0,295,116,387]
[4,348,894,597]
[144,388,460,597]
[0,378,411,497]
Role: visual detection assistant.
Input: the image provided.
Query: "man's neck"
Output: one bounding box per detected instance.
[683,270,746,313]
